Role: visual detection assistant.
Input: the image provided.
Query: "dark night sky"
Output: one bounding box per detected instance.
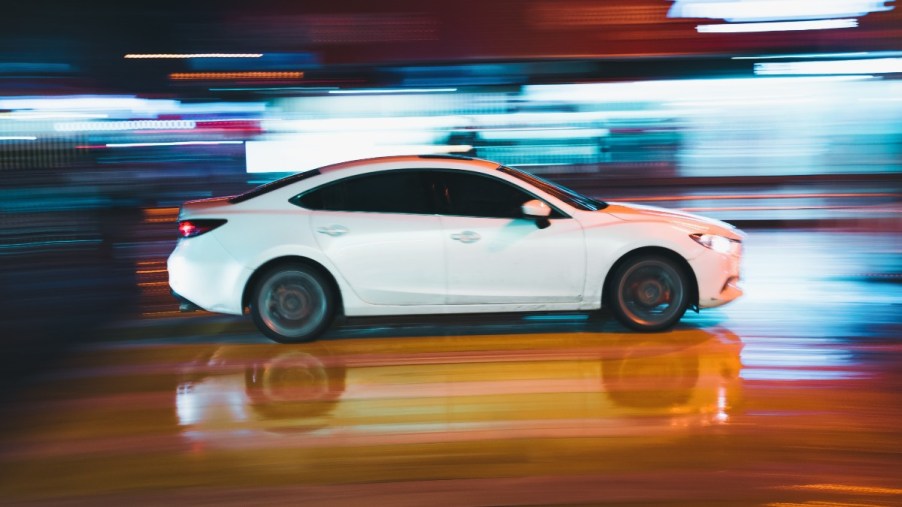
[2,1,900,93]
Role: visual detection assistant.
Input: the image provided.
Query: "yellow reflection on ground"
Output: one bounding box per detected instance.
[0,327,742,503]
[1,325,899,506]
[176,328,742,450]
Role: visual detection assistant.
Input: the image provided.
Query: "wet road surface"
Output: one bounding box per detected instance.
[0,229,900,506]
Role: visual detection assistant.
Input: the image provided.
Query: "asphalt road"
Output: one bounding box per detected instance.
[0,229,900,506]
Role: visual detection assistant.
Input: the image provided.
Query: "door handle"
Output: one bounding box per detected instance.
[451,230,480,244]
[317,225,349,237]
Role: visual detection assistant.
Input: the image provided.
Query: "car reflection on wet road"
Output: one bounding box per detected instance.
[0,229,900,506]
[176,328,741,450]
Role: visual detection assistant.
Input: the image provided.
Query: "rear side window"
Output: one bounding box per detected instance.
[291,171,434,214]
[229,169,320,204]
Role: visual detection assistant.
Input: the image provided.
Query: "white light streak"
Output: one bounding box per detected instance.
[125,53,263,59]
[246,139,469,173]
[105,141,244,148]
[0,136,37,141]
[697,18,858,33]
[1,112,109,120]
[328,88,458,95]
[54,120,197,132]
[670,0,893,22]
[733,51,902,60]
[523,75,873,103]
[0,96,181,115]
[479,128,610,141]
[755,57,902,75]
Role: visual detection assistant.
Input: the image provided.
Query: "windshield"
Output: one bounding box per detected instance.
[497,165,607,211]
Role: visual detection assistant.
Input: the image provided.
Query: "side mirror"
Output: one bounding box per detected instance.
[521,199,552,229]
[521,199,551,218]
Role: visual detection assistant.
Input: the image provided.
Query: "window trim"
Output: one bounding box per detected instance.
[289,167,572,219]
[229,169,321,204]
[289,169,439,216]
[497,165,607,211]
[428,169,571,220]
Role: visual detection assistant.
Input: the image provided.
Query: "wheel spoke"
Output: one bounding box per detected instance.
[256,269,329,340]
[615,258,686,328]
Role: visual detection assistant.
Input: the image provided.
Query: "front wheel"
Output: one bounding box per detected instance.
[250,264,335,343]
[607,254,690,332]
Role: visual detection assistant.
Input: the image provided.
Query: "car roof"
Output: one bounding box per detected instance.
[315,154,501,175]
[229,155,506,205]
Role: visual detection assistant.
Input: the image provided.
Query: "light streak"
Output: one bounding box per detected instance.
[2,112,109,120]
[733,51,902,59]
[54,120,197,132]
[104,141,244,148]
[626,192,899,202]
[328,88,458,94]
[780,483,902,495]
[0,136,37,141]
[670,0,893,22]
[755,57,902,75]
[170,72,303,80]
[697,19,858,33]
[125,53,263,59]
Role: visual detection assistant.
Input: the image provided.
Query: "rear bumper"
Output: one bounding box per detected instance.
[170,289,202,312]
[167,234,250,315]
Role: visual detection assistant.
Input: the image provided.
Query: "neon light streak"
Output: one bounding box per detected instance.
[328,88,458,94]
[104,141,245,148]
[125,53,263,59]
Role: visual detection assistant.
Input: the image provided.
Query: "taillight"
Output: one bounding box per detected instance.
[178,219,227,238]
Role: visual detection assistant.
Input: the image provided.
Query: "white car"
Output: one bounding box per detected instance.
[168,155,743,343]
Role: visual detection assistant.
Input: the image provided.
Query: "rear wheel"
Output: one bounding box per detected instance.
[250,264,335,343]
[607,254,689,332]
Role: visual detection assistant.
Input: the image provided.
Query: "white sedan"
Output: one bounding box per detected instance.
[168,155,743,343]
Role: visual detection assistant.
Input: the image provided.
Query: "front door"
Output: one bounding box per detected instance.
[435,171,586,305]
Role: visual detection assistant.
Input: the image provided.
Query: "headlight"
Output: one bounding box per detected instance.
[691,233,741,255]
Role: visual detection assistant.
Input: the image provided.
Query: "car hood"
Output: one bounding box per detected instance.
[604,202,743,239]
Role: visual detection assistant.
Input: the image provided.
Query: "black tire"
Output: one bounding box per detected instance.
[607,254,689,332]
[250,263,335,343]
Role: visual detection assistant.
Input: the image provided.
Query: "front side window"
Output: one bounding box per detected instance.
[436,171,565,219]
[292,171,434,214]
[498,165,607,211]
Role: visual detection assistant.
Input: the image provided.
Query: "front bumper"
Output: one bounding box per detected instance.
[689,249,743,309]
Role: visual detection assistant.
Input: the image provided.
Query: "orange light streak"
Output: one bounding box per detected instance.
[628,192,899,202]
[136,269,168,275]
[679,205,901,212]
[781,483,902,495]
[170,71,303,80]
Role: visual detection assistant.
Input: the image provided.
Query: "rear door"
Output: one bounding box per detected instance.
[296,170,445,305]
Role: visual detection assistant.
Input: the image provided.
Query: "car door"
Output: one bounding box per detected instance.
[435,170,586,305]
[296,170,445,305]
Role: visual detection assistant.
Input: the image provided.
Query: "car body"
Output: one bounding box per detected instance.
[168,154,744,342]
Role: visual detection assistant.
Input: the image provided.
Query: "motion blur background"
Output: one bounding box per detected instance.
[0,2,900,504]
[3,0,900,392]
